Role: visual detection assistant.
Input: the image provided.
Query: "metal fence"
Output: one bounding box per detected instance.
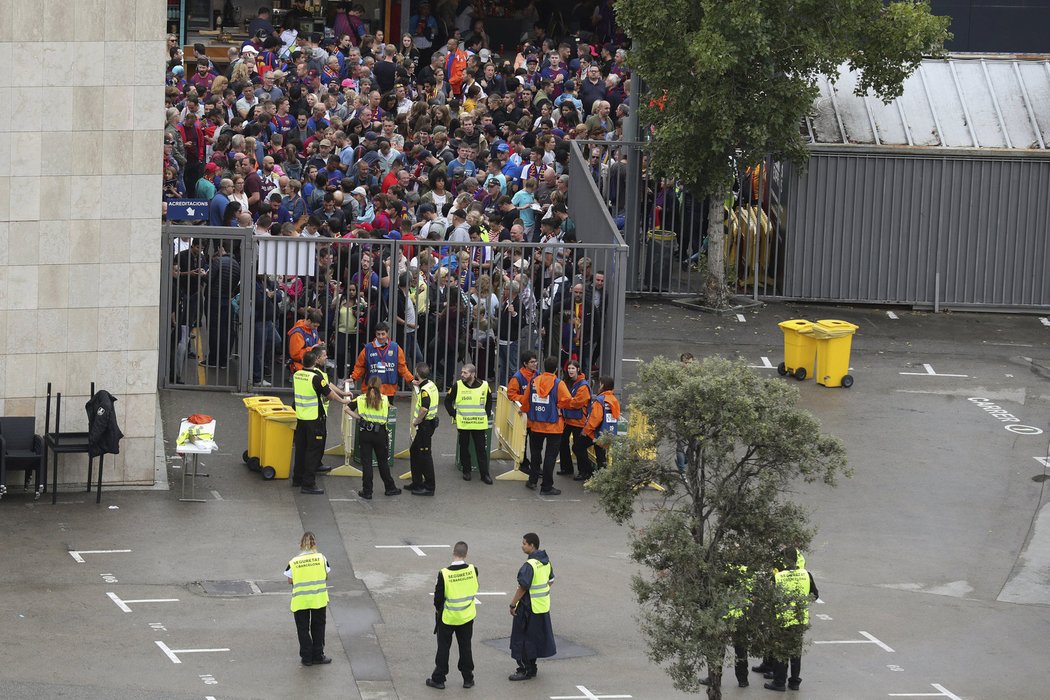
[160,225,628,395]
[572,140,788,300]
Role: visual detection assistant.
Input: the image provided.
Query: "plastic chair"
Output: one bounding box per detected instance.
[0,417,46,500]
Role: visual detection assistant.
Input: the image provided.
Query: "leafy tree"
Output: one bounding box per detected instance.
[589,356,849,698]
[614,0,950,306]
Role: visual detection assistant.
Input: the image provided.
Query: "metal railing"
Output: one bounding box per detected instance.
[574,140,788,300]
[160,225,628,395]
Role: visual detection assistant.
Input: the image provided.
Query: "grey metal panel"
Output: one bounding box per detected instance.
[782,153,1050,308]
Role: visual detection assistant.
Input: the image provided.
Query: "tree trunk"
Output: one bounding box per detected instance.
[706,667,723,700]
[704,191,728,308]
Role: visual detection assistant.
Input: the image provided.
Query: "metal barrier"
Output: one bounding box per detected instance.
[160,224,628,395]
[574,140,788,300]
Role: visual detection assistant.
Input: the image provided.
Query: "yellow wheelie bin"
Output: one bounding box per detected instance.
[242,396,283,468]
[777,319,817,380]
[812,320,859,388]
[257,405,298,480]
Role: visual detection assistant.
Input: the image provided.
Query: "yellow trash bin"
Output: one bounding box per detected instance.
[811,320,859,388]
[777,319,817,380]
[242,396,283,466]
[257,406,298,480]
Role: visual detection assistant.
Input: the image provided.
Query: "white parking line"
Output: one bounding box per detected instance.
[889,683,962,700]
[68,549,131,563]
[887,311,899,319]
[210,491,223,500]
[814,630,894,652]
[899,363,968,378]
[1039,317,1050,327]
[550,686,633,699]
[375,544,450,557]
[106,592,180,613]
[736,314,746,322]
[748,356,774,369]
[155,641,230,664]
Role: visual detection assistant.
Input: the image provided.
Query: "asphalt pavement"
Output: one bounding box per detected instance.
[2,300,1049,700]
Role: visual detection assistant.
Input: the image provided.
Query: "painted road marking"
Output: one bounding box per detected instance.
[889,683,963,700]
[550,686,633,700]
[736,314,746,322]
[1035,457,1050,468]
[748,356,774,369]
[887,311,899,319]
[106,592,179,613]
[622,358,642,363]
[375,544,450,557]
[814,630,894,652]
[210,490,223,501]
[899,364,968,378]
[155,641,230,664]
[69,549,131,563]
[1040,317,1050,327]
[967,397,1044,436]
[815,613,833,621]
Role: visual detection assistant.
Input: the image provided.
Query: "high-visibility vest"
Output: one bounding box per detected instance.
[525,558,552,613]
[355,394,389,425]
[526,377,560,424]
[593,393,619,436]
[416,380,439,420]
[288,551,329,612]
[454,380,490,430]
[293,368,328,420]
[364,341,400,385]
[440,564,479,625]
[561,378,590,421]
[725,565,751,621]
[774,567,811,627]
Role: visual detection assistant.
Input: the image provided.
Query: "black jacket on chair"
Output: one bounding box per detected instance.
[86,391,124,457]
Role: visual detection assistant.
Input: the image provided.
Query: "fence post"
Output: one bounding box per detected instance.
[158,224,174,390]
[236,229,253,393]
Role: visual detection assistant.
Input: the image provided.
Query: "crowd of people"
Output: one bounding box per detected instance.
[164,1,629,391]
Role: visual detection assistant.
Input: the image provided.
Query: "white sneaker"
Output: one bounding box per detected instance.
[257,379,272,387]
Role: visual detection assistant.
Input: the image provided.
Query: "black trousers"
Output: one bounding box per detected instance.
[410,419,438,491]
[573,433,595,478]
[732,631,749,684]
[432,619,474,683]
[359,428,394,494]
[771,626,803,687]
[528,431,562,491]
[457,429,490,476]
[293,606,326,662]
[206,301,232,366]
[519,428,532,474]
[558,424,582,473]
[293,419,326,487]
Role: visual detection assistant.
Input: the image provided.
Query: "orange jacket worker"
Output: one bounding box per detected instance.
[575,375,620,478]
[520,356,573,495]
[351,322,415,396]
[288,309,323,372]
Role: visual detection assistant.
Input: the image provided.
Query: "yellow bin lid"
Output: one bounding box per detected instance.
[260,406,298,423]
[812,319,858,338]
[243,396,282,409]
[778,319,815,333]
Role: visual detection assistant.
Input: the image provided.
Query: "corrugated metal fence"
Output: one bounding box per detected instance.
[782,150,1050,308]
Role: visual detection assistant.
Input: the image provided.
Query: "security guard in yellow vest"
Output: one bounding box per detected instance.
[291,347,350,494]
[345,376,400,499]
[443,363,494,483]
[508,532,556,681]
[408,363,441,496]
[765,548,818,692]
[284,531,332,666]
[427,541,479,690]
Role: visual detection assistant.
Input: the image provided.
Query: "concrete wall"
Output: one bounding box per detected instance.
[0,0,165,485]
